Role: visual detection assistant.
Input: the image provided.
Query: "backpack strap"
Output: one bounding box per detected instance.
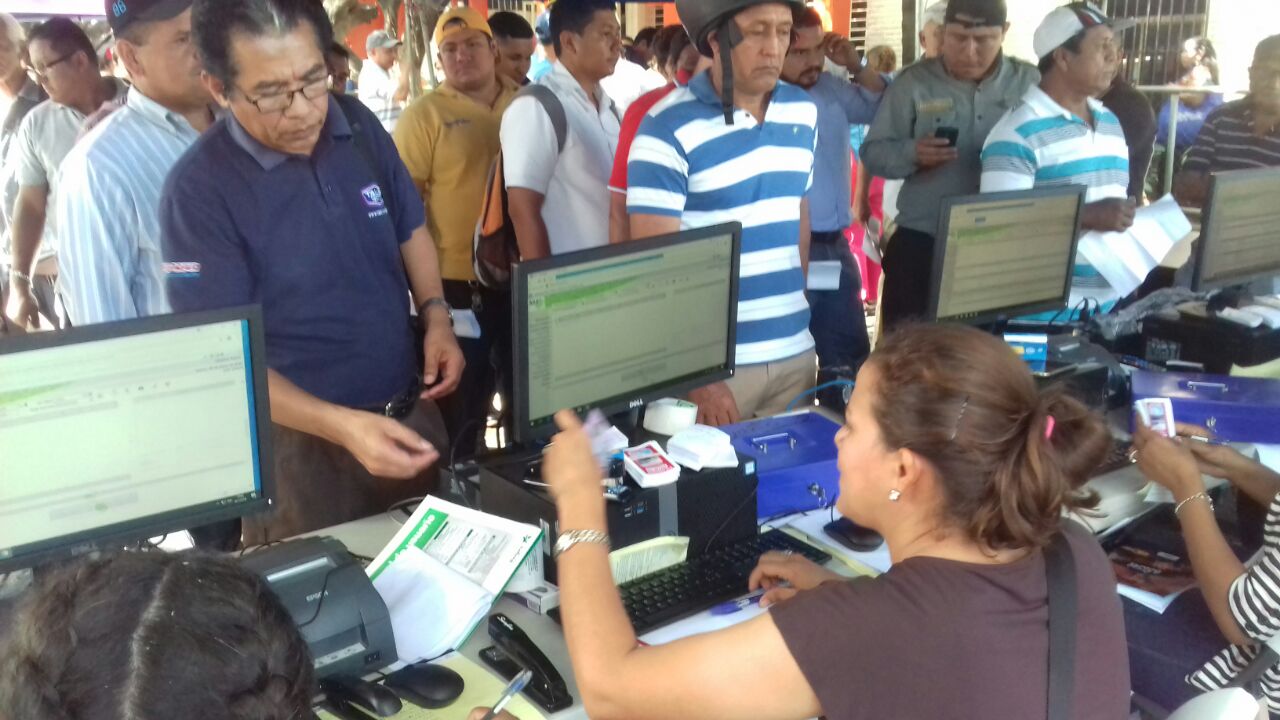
[516,84,568,154]
[1045,532,1077,720]
[332,93,394,217]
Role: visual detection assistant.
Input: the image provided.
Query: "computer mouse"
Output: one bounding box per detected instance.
[823,517,884,552]
[385,663,466,709]
[320,676,402,718]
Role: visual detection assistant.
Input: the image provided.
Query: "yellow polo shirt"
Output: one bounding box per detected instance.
[394,76,519,281]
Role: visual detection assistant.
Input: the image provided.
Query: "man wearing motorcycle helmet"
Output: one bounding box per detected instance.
[627,0,819,426]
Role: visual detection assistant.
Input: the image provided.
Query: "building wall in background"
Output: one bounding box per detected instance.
[1206,0,1278,93]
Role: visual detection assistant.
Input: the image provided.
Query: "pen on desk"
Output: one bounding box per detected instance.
[480,668,533,720]
[1187,435,1231,446]
[709,590,765,616]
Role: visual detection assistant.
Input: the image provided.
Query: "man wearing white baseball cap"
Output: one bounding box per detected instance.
[359,29,408,131]
[981,1,1135,318]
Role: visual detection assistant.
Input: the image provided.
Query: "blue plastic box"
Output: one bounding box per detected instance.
[722,410,841,520]
[1131,370,1280,444]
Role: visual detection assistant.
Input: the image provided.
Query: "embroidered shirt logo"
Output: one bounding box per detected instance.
[361,184,385,208]
[164,262,201,279]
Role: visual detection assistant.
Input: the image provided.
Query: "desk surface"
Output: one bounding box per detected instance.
[307,514,588,720]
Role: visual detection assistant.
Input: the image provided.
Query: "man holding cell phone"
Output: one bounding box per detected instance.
[862,0,1038,330]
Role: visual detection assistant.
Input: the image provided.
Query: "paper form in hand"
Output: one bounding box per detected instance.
[366,497,542,663]
[1076,195,1193,298]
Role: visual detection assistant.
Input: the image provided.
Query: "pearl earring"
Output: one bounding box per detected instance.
[889,489,901,502]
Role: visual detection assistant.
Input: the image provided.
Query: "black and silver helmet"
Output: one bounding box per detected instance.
[675,0,806,123]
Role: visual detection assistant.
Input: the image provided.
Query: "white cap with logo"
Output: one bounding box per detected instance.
[1033,2,1134,60]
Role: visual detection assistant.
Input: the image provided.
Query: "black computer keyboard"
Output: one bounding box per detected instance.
[1095,438,1135,476]
[618,529,832,633]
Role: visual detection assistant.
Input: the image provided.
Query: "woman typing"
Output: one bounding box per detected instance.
[539,324,1130,720]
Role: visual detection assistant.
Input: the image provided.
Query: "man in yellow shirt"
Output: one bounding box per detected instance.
[395,6,519,457]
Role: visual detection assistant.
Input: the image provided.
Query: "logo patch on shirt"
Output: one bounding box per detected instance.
[164,262,201,279]
[361,183,385,208]
[361,183,389,218]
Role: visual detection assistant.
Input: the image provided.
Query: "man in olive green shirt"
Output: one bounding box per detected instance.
[862,0,1038,329]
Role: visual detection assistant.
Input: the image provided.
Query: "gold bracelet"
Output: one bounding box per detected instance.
[1175,491,1214,517]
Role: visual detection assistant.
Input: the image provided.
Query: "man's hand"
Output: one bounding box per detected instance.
[689,382,740,426]
[914,137,959,170]
[4,283,41,330]
[421,310,465,400]
[822,33,862,71]
[1082,197,1137,233]
[337,409,439,479]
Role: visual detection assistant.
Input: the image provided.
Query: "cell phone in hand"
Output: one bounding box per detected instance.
[935,126,959,147]
[1135,398,1177,438]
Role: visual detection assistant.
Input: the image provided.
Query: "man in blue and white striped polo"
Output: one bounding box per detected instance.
[628,0,817,427]
[981,2,1135,314]
[55,0,214,325]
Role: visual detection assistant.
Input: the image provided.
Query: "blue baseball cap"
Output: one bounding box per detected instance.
[106,0,191,36]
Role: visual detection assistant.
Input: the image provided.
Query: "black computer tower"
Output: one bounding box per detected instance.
[478,448,758,584]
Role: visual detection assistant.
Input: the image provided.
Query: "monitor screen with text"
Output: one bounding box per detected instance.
[0,309,270,569]
[1196,168,1280,292]
[514,225,739,441]
[931,188,1084,324]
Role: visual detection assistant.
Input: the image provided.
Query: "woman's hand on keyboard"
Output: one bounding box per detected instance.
[748,551,842,608]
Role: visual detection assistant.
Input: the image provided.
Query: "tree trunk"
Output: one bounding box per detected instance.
[324,0,379,72]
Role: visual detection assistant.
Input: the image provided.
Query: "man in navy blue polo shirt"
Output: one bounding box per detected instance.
[162,0,464,543]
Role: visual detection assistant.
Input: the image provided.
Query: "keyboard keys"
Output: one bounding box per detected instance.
[618,529,831,633]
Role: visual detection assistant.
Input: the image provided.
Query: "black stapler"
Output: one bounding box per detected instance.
[479,613,573,713]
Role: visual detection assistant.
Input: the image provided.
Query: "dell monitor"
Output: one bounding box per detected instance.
[0,306,274,572]
[1192,167,1280,293]
[928,187,1086,325]
[511,223,741,443]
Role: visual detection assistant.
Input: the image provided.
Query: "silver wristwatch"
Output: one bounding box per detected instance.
[553,529,611,558]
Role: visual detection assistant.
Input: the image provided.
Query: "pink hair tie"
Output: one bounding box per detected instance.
[1044,415,1057,440]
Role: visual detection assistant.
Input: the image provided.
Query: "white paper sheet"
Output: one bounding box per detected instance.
[806,260,842,291]
[372,547,493,662]
[1076,195,1193,297]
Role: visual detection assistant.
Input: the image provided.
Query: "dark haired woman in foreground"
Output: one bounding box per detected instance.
[541,324,1131,719]
[0,552,314,720]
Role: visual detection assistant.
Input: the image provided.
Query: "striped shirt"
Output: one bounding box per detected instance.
[1188,491,1280,715]
[1183,99,1280,175]
[55,87,202,324]
[628,71,817,367]
[981,86,1130,310]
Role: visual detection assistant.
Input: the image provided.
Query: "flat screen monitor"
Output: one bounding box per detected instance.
[1192,167,1280,293]
[929,187,1086,325]
[511,223,741,443]
[0,306,274,571]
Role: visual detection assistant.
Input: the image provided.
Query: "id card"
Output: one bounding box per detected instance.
[454,309,482,340]
[1135,398,1176,438]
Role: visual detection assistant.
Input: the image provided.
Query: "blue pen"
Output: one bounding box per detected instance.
[480,668,533,720]
[710,590,765,616]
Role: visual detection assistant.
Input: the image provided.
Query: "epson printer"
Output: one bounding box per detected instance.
[239,536,397,679]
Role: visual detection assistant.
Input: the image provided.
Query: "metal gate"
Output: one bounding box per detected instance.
[488,0,543,22]
[1102,0,1213,85]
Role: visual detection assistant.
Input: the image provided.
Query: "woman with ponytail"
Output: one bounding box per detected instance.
[0,551,313,720]
[538,323,1130,720]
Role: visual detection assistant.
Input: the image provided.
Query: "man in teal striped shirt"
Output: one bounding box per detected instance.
[981,2,1135,312]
